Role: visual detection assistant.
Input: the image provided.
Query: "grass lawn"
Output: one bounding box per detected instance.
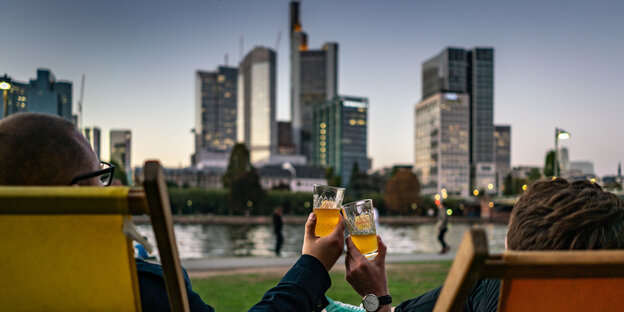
[190,260,452,311]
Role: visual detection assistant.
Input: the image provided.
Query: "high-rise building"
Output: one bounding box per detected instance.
[237,47,278,164]
[494,125,511,194]
[422,47,495,193]
[110,130,132,183]
[312,96,368,187]
[414,93,470,198]
[278,121,295,155]
[84,127,101,160]
[194,66,238,158]
[1,69,72,121]
[290,1,338,161]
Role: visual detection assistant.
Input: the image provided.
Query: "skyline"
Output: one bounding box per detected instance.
[1,0,623,176]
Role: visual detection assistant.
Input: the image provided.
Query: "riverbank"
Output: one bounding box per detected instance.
[132,214,509,225]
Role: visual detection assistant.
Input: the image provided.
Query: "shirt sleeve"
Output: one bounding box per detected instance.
[248,254,331,312]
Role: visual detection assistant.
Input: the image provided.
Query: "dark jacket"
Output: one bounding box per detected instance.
[395,279,500,312]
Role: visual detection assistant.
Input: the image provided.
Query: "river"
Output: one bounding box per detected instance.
[136,222,508,260]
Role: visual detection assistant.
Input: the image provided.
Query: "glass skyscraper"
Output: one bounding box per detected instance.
[414,93,470,197]
[421,47,495,192]
[110,130,132,183]
[312,96,368,187]
[0,69,72,121]
[290,1,338,162]
[238,47,277,164]
[194,66,238,159]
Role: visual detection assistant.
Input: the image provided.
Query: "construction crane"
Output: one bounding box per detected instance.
[77,74,85,133]
[275,30,282,51]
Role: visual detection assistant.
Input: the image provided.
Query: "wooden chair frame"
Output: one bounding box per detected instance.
[433,228,624,312]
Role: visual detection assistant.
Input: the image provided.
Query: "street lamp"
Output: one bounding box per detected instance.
[0,81,11,118]
[554,127,571,177]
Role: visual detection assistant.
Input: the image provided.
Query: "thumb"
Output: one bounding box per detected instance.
[374,235,387,264]
[330,213,345,237]
[305,212,317,240]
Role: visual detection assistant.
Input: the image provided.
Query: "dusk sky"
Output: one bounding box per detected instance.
[2,0,622,176]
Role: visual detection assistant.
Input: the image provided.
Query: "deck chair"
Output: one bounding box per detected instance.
[433,228,624,312]
[0,160,189,312]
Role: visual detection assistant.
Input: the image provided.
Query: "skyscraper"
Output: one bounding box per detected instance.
[194,66,238,157]
[494,125,511,194]
[421,47,495,193]
[237,47,278,164]
[84,127,101,160]
[110,130,132,183]
[290,1,338,161]
[1,69,72,121]
[414,93,470,198]
[312,96,368,187]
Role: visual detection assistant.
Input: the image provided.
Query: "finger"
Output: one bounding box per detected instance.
[345,234,367,262]
[374,235,387,264]
[304,212,317,240]
[330,212,345,238]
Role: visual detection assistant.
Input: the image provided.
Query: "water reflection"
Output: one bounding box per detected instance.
[137,222,507,260]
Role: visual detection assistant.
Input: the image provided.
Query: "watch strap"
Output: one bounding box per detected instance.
[378,295,392,306]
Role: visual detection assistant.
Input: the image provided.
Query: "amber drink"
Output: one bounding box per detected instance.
[342,199,378,259]
[312,185,345,237]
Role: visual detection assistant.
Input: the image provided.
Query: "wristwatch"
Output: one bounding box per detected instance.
[362,293,392,312]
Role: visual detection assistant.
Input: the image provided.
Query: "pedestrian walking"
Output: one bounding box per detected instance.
[273,206,284,256]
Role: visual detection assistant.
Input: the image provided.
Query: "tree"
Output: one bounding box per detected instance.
[222,143,265,215]
[543,150,558,177]
[528,168,542,181]
[109,159,128,186]
[503,173,514,196]
[385,168,421,215]
[324,167,342,187]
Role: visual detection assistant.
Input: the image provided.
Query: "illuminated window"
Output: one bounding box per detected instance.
[320,123,326,129]
[217,75,225,83]
[320,129,326,135]
[349,119,356,126]
[320,147,326,153]
[224,92,231,98]
[357,120,365,126]
[320,142,326,147]
[320,135,326,140]
[320,154,326,158]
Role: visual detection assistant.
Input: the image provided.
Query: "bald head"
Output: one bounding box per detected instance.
[0,113,100,186]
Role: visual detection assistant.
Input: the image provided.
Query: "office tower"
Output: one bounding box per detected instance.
[278,121,295,155]
[84,127,101,160]
[558,146,570,177]
[422,47,495,192]
[312,96,368,186]
[110,130,132,182]
[27,69,73,121]
[290,1,338,161]
[195,66,238,158]
[414,93,470,197]
[494,125,511,193]
[0,75,28,119]
[1,69,72,120]
[237,47,277,164]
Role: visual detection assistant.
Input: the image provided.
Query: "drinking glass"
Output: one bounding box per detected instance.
[312,184,345,236]
[342,199,378,259]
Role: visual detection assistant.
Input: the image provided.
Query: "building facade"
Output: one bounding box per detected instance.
[421,47,495,193]
[84,127,101,160]
[194,66,238,162]
[312,96,368,187]
[0,69,72,121]
[290,1,338,161]
[110,130,132,183]
[414,92,470,198]
[237,47,278,164]
[494,125,511,194]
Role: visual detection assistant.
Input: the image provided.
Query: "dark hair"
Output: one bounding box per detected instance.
[507,178,624,250]
[0,113,97,185]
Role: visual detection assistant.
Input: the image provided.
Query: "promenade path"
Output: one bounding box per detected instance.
[182,252,456,277]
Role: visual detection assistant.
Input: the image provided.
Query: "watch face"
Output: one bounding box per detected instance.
[363,294,379,311]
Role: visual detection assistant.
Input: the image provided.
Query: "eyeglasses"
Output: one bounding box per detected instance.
[69,161,116,186]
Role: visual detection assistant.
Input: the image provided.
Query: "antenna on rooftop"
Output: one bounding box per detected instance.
[224,53,229,66]
[77,74,85,133]
[239,35,244,62]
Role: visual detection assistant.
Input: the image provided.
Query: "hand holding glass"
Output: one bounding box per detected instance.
[312,185,345,236]
[342,199,378,259]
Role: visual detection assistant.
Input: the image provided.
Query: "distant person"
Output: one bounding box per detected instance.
[1,113,346,312]
[343,178,624,312]
[272,206,284,256]
[436,205,449,254]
